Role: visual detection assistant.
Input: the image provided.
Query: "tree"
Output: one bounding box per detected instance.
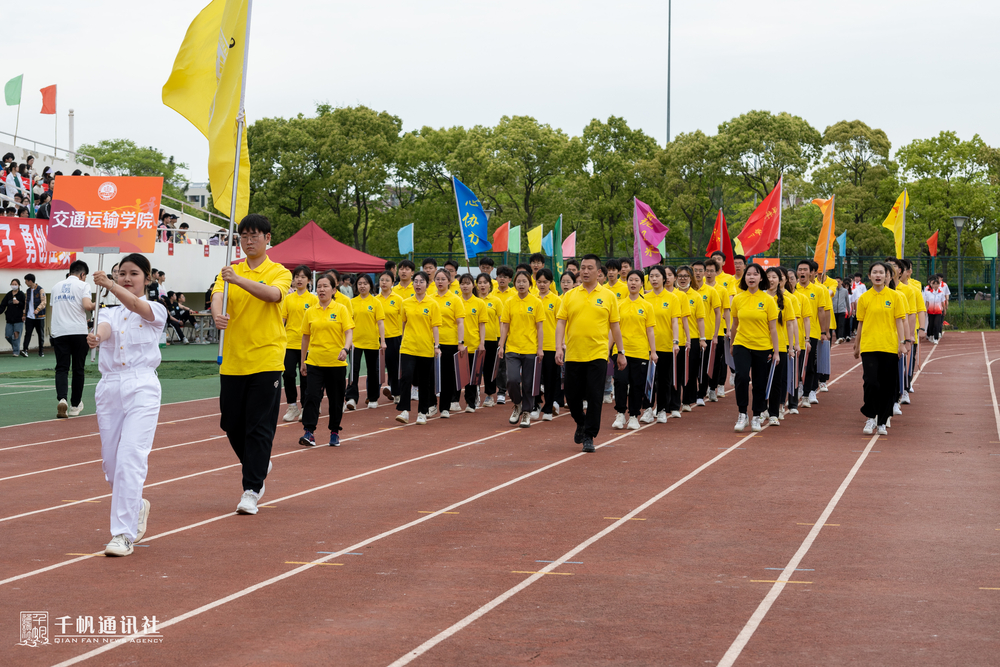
[77,139,189,200]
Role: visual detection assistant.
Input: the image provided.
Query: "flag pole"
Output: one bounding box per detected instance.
[13,101,20,145]
[217,0,254,366]
[452,174,469,264]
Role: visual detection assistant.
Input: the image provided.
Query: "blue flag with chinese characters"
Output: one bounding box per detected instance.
[453,176,492,260]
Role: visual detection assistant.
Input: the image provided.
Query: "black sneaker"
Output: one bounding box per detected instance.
[574,426,584,444]
[582,437,595,453]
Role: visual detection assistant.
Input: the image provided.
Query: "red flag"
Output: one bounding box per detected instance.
[39,85,56,115]
[735,177,782,257]
[704,209,735,274]
[491,221,510,252]
[927,230,939,257]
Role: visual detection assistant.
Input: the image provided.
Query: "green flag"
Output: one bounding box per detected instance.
[4,75,22,106]
[508,225,521,253]
[981,232,998,259]
[554,215,564,280]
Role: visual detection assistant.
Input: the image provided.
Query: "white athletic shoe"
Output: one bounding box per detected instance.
[751,416,763,432]
[346,399,357,411]
[768,416,780,426]
[799,396,811,409]
[449,402,461,413]
[236,489,261,515]
[530,409,541,420]
[656,411,668,423]
[136,499,151,541]
[396,411,409,424]
[542,412,553,421]
[67,401,84,417]
[670,410,682,419]
[367,401,379,409]
[553,402,560,415]
[893,402,903,416]
[639,408,655,424]
[761,410,770,420]
[900,391,910,405]
[681,404,692,413]
[411,387,419,401]
[717,388,726,398]
[819,382,829,393]
[696,398,706,407]
[509,406,522,424]
[612,413,626,430]
[465,405,476,413]
[427,406,438,417]
[497,394,506,405]
[57,398,68,419]
[708,389,718,402]
[778,405,787,420]
[626,416,640,431]
[283,405,299,422]
[519,413,531,428]
[808,391,818,404]
[877,424,888,436]
[863,418,876,435]
[440,410,451,419]
[789,406,800,415]
[583,401,589,410]
[603,393,614,404]
[416,413,427,425]
[734,414,748,432]
[484,396,496,408]
[105,534,133,557]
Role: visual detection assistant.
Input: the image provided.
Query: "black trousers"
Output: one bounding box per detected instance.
[23,317,44,354]
[53,334,88,405]
[614,356,648,417]
[464,351,479,408]
[652,348,675,413]
[683,344,702,405]
[438,344,458,409]
[803,340,820,393]
[539,349,562,414]
[712,335,727,390]
[167,320,186,342]
[482,339,499,396]
[861,351,899,426]
[698,339,714,397]
[835,312,847,339]
[767,351,789,416]
[733,345,771,417]
[220,371,280,493]
[398,353,435,414]
[346,347,380,403]
[385,336,401,397]
[926,313,943,339]
[565,358,606,439]
[282,348,306,405]
[303,365,346,434]
[905,343,918,392]
[668,346,686,412]
[505,352,537,412]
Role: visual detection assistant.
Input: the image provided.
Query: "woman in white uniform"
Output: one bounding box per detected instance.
[86,253,168,557]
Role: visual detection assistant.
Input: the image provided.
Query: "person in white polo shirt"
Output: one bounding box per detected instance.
[51,260,96,418]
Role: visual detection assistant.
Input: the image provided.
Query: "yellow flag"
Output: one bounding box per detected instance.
[527,224,543,254]
[811,196,836,271]
[162,0,250,222]
[881,190,908,258]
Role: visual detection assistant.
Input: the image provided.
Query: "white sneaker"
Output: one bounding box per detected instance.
[768,416,780,426]
[105,534,133,557]
[900,391,910,405]
[656,411,668,423]
[751,416,763,432]
[717,388,726,398]
[411,388,419,401]
[427,406,438,417]
[734,414,748,432]
[819,382,828,393]
[283,405,299,422]
[799,396,811,409]
[603,393,613,404]
[346,399,357,411]
[440,410,451,419]
[484,396,496,408]
[761,410,770,420]
[863,418,876,435]
[497,394,506,404]
[681,404,692,413]
[778,405,787,420]
[542,412,553,421]
[367,401,379,409]
[236,489,261,515]
[671,410,682,419]
[626,416,640,430]
[808,392,818,404]
[789,406,799,414]
[396,411,409,424]
[708,389,718,402]
[57,398,68,418]
[553,402,560,415]
[136,499,151,541]
[519,413,531,428]
[877,424,888,436]
[67,400,84,417]
[893,402,903,416]
[583,400,589,410]
[509,406,522,424]
[416,413,427,425]
[612,413,626,429]
[530,409,541,420]
[450,402,461,413]
[696,398,706,407]
[639,408,655,424]
[465,405,476,413]
[886,417,892,428]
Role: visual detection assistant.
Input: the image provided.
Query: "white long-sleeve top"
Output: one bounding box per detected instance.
[98,298,168,375]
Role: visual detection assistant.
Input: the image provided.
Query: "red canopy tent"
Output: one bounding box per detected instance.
[254,220,385,272]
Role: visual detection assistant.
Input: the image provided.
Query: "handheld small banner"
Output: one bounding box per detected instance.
[472,349,486,385]
[684,346,690,386]
[724,337,736,372]
[379,349,386,387]
[645,360,656,402]
[706,338,716,379]
[786,353,795,394]
[531,358,542,397]
[47,176,163,253]
[673,348,679,389]
[764,357,778,399]
[454,350,470,389]
[817,339,831,375]
[434,354,442,395]
[492,351,502,386]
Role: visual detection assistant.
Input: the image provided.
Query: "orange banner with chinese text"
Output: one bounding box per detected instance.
[47,176,163,253]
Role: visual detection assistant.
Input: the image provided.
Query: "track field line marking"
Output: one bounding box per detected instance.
[0,432,102,452]
[510,571,572,575]
[982,333,1000,443]
[0,414,565,586]
[717,433,880,667]
[385,427,764,667]
[749,580,812,584]
[0,381,99,397]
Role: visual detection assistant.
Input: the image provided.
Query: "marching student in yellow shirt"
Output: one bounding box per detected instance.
[534,269,563,421]
[787,268,811,413]
[477,256,500,293]
[611,270,658,431]
[676,266,707,413]
[765,266,798,424]
[729,264,779,433]
[211,214,292,516]
[704,257,731,400]
[555,255,626,453]
[431,269,467,418]
[528,254,546,296]
[443,260,463,296]
[499,269,544,428]
[280,265,319,423]
[395,271,442,425]
[853,261,907,435]
[476,273,502,407]
[345,274,386,411]
[604,259,628,301]
[493,265,516,405]
[560,271,576,295]
[392,259,416,300]
[377,271,404,403]
[459,273,488,413]
[644,265,680,423]
[897,258,927,402]
[299,274,354,448]
[663,266,690,417]
[692,260,722,406]
[795,260,828,406]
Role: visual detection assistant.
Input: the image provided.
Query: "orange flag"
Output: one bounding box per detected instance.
[927,230,939,257]
[491,221,510,252]
[39,85,56,114]
[812,195,836,271]
[735,177,782,257]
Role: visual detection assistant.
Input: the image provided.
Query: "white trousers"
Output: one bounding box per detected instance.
[95,369,160,540]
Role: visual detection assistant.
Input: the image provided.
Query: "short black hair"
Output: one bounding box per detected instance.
[605,258,621,271]
[355,273,374,290]
[565,259,580,270]
[733,254,746,263]
[384,260,396,271]
[738,264,770,292]
[897,258,912,271]
[581,253,602,266]
[292,264,311,279]
[71,169,82,176]
[797,260,812,270]
[24,273,35,283]
[691,260,706,269]
[69,260,89,276]
[618,257,633,267]
[808,259,819,271]
[529,253,545,264]
[237,213,271,236]
[444,259,460,270]
[398,259,415,271]
[421,257,438,268]
[515,263,531,274]
[496,265,514,279]
[535,268,554,282]
[478,257,495,267]
[626,269,645,284]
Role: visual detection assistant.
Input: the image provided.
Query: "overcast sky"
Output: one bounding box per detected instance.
[4,0,997,183]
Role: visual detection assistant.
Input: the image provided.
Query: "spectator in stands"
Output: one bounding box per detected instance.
[4,162,22,198]
[36,192,51,219]
[2,152,13,167]
[165,292,189,345]
[176,222,191,244]
[147,269,161,302]
[17,206,29,218]
[157,271,167,294]
[72,169,82,176]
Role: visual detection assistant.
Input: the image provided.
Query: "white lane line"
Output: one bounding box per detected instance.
[386,427,763,667]
[0,412,552,585]
[0,432,101,452]
[0,382,99,397]
[717,433,880,667]
[982,333,1000,443]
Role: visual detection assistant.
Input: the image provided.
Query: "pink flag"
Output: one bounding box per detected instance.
[633,198,669,268]
[562,231,576,258]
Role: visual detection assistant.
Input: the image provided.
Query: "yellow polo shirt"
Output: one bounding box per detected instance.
[556,284,621,362]
[431,292,466,346]
[697,283,723,339]
[793,290,810,347]
[392,282,415,301]
[710,280,730,333]
[350,294,385,349]
[502,293,544,355]
[377,292,403,338]
[334,290,353,316]
[280,290,319,350]
[212,256,292,375]
[647,289,680,351]
[776,292,798,351]
[537,291,562,352]
[680,287,706,343]
[461,295,488,349]
[667,288,691,346]
[400,296,442,358]
[796,283,824,340]
[619,296,655,358]
[857,287,906,354]
[302,301,353,367]
[606,279,628,301]
[732,290,778,351]
[482,294,502,342]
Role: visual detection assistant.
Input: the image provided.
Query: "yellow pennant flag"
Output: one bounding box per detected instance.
[881,190,908,258]
[527,224,543,254]
[811,196,836,271]
[162,0,250,222]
